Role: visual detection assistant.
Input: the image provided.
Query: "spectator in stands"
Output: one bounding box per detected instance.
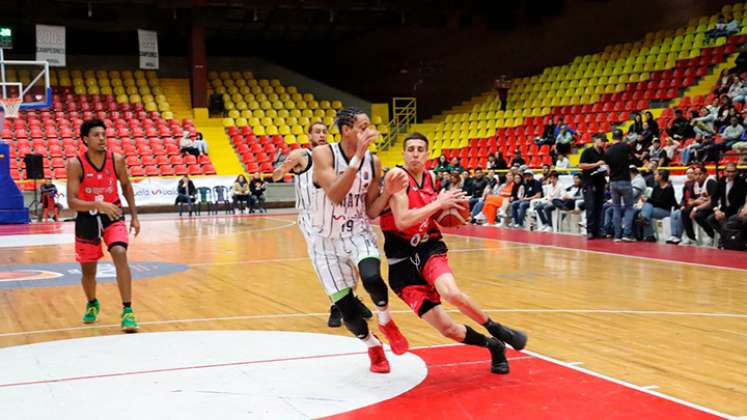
[176,175,196,217]
[727,75,747,103]
[645,112,660,138]
[450,157,465,173]
[512,148,526,167]
[604,132,636,242]
[180,132,200,158]
[706,15,740,40]
[481,172,516,226]
[250,174,267,213]
[556,174,585,212]
[681,164,719,246]
[666,109,694,140]
[487,152,508,170]
[435,155,452,173]
[555,126,574,157]
[465,168,489,211]
[692,107,717,137]
[715,106,741,133]
[556,153,570,169]
[232,174,251,213]
[534,171,563,232]
[630,166,648,202]
[209,93,225,117]
[720,115,745,151]
[194,132,208,155]
[639,169,679,242]
[495,75,511,112]
[535,118,559,146]
[708,163,747,236]
[626,112,644,142]
[510,169,542,228]
[436,171,452,191]
[40,179,59,222]
[540,164,552,183]
[578,133,609,239]
[648,139,668,166]
[666,167,696,244]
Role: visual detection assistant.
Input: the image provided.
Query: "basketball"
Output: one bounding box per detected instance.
[434,202,471,227]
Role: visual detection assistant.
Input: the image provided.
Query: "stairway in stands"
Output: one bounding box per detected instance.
[161,79,194,121]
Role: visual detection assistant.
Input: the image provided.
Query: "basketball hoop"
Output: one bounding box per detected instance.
[0,97,22,119]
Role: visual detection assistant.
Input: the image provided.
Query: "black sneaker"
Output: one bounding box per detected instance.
[487,338,509,374]
[356,297,373,319]
[485,320,528,350]
[327,305,342,328]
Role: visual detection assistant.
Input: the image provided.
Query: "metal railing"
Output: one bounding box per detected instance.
[379,97,417,151]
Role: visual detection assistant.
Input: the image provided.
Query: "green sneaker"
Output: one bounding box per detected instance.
[121,307,139,333]
[82,300,100,324]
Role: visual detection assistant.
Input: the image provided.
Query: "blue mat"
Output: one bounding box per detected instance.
[0,142,30,224]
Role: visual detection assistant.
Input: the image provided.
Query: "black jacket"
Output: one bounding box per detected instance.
[717,176,747,217]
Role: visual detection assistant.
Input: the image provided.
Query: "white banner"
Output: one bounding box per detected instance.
[137,29,159,70]
[35,25,66,67]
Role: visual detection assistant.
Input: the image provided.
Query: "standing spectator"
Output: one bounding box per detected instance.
[720,115,745,151]
[604,133,636,242]
[176,175,196,217]
[180,132,200,158]
[40,179,59,222]
[707,163,747,236]
[511,148,526,167]
[194,132,208,155]
[450,157,465,173]
[681,164,719,246]
[666,109,694,140]
[209,93,225,117]
[534,171,563,232]
[494,75,512,112]
[510,169,542,228]
[250,174,267,213]
[578,133,609,239]
[434,155,452,173]
[640,169,679,242]
[232,174,251,213]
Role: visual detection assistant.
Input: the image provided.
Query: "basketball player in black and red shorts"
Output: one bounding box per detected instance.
[65,119,141,332]
[380,132,527,374]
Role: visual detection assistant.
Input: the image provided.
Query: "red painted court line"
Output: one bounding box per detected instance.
[321,345,726,420]
[0,349,366,388]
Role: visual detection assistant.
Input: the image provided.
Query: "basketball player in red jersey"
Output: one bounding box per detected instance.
[380,132,528,374]
[65,119,141,332]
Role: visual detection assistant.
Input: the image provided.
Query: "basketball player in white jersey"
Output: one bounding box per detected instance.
[310,107,409,373]
[272,121,372,327]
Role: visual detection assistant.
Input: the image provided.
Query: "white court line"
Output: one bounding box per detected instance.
[642,385,660,390]
[567,361,583,366]
[2,308,746,338]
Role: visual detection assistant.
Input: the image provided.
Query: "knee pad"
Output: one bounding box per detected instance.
[358,257,388,307]
[333,290,369,339]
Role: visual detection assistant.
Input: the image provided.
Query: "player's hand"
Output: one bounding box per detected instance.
[130,217,141,237]
[384,170,408,196]
[715,209,725,221]
[436,189,467,210]
[96,202,122,221]
[355,128,379,158]
[690,208,697,219]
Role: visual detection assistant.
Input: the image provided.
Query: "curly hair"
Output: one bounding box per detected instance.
[335,107,365,132]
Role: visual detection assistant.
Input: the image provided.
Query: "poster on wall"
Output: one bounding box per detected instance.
[35,25,66,67]
[137,29,159,70]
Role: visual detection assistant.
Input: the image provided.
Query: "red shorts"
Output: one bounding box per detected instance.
[395,253,453,317]
[75,220,129,263]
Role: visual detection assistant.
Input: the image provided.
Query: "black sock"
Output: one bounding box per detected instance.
[462,325,489,347]
[88,299,98,305]
[122,302,131,308]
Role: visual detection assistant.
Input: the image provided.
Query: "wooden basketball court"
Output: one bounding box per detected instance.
[0,213,745,418]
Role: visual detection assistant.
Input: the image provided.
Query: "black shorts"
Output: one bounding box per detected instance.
[386,240,450,317]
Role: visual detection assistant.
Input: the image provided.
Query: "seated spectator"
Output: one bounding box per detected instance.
[648,139,668,166]
[680,164,719,246]
[434,154,452,173]
[555,126,574,156]
[40,178,59,222]
[250,174,268,213]
[727,76,747,103]
[667,167,696,244]
[450,157,465,173]
[645,111,660,137]
[719,194,747,250]
[706,15,740,40]
[556,174,585,212]
[486,169,499,188]
[232,174,252,213]
[691,107,717,137]
[534,171,563,232]
[510,169,543,228]
[176,175,196,217]
[180,132,200,158]
[666,109,694,140]
[511,148,526,166]
[465,168,489,211]
[540,164,553,183]
[194,132,208,155]
[639,169,679,242]
[708,163,747,237]
[641,160,658,188]
[487,152,508,170]
[720,115,745,151]
[715,106,741,133]
[626,112,644,142]
[556,154,570,169]
[534,116,560,146]
[480,172,516,226]
[445,171,463,191]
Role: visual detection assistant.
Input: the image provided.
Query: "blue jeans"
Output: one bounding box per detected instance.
[669,209,686,239]
[175,193,194,215]
[609,180,635,238]
[472,198,485,218]
[534,201,555,227]
[511,200,531,226]
[640,202,672,238]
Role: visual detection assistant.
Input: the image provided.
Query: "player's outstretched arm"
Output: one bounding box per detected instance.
[366,155,405,219]
[272,149,306,182]
[65,158,122,220]
[115,153,140,236]
[387,169,465,230]
[312,145,359,204]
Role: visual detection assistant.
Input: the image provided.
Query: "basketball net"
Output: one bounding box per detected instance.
[0,97,22,119]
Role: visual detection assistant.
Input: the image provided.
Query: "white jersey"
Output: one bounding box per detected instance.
[293,149,315,212]
[311,142,375,239]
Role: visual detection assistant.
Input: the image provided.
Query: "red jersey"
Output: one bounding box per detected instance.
[381,168,442,259]
[77,151,121,208]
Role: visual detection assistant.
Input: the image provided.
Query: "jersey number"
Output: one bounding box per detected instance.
[341,219,354,233]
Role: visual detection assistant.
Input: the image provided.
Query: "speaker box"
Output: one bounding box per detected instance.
[24,154,44,180]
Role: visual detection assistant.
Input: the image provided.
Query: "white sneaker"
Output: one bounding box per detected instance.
[666,236,680,244]
[701,237,714,247]
[543,226,553,232]
[680,236,692,246]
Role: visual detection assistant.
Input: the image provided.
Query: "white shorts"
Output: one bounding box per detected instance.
[309,231,381,296]
[298,212,314,254]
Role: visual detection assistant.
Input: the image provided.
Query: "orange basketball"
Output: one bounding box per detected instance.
[434,202,471,227]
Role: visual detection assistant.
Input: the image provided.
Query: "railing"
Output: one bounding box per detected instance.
[379,97,417,151]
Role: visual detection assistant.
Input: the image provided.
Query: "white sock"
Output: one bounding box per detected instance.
[362,333,381,348]
[376,305,391,325]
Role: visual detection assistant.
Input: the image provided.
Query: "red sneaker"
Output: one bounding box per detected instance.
[379,320,409,355]
[368,345,390,374]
